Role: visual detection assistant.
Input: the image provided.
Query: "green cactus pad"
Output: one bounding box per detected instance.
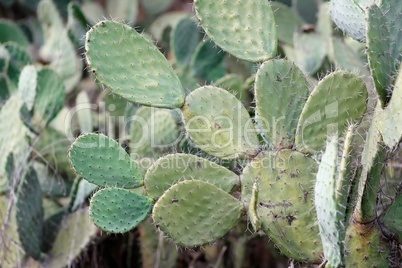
[315,136,343,267]
[0,20,29,47]
[130,107,179,158]
[382,194,402,243]
[85,20,185,108]
[381,66,402,148]
[190,39,225,83]
[4,42,32,86]
[295,71,367,153]
[69,133,143,188]
[38,0,82,93]
[366,4,392,106]
[18,65,37,111]
[194,0,277,62]
[0,96,27,181]
[34,68,65,125]
[271,2,304,45]
[89,188,152,233]
[44,208,98,268]
[250,150,322,262]
[294,32,327,74]
[16,167,43,260]
[153,180,243,247]
[0,196,24,267]
[344,222,390,267]
[329,0,379,42]
[144,153,238,200]
[171,18,200,67]
[181,86,259,159]
[254,59,308,148]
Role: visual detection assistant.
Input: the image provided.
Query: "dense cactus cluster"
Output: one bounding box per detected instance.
[2,0,402,267]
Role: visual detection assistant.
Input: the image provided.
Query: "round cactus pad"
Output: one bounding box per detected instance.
[85,20,185,108]
[194,0,277,62]
[153,180,243,247]
[181,86,259,159]
[90,188,152,233]
[144,153,238,199]
[69,133,142,188]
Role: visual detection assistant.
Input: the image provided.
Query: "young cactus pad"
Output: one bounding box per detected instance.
[152,180,243,247]
[254,59,308,148]
[69,133,142,188]
[181,86,259,159]
[85,20,185,108]
[295,71,367,154]
[144,153,238,200]
[89,188,152,233]
[194,0,277,62]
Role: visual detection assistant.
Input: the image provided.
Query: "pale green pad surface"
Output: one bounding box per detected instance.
[90,188,152,233]
[294,32,327,74]
[0,196,24,267]
[16,167,43,260]
[69,133,142,188]
[251,150,322,262]
[144,153,238,199]
[254,59,308,148]
[85,20,185,108]
[182,86,259,159]
[153,180,243,247]
[329,0,379,42]
[194,0,277,62]
[381,65,402,148]
[44,208,98,268]
[295,71,367,153]
[18,65,37,111]
[271,2,304,46]
[130,107,179,158]
[34,68,65,124]
[315,137,343,267]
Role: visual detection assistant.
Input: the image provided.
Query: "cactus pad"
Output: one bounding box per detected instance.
[366,5,392,106]
[315,136,343,267]
[34,68,65,125]
[380,66,402,148]
[254,59,308,148]
[153,180,243,247]
[181,86,259,159]
[18,65,37,111]
[295,71,367,153]
[16,167,43,260]
[194,0,277,62]
[69,133,143,188]
[171,18,200,67]
[144,153,238,200]
[250,150,322,262]
[85,20,185,108]
[382,194,402,243]
[329,0,379,42]
[44,208,98,268]
[89,188,152,233]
